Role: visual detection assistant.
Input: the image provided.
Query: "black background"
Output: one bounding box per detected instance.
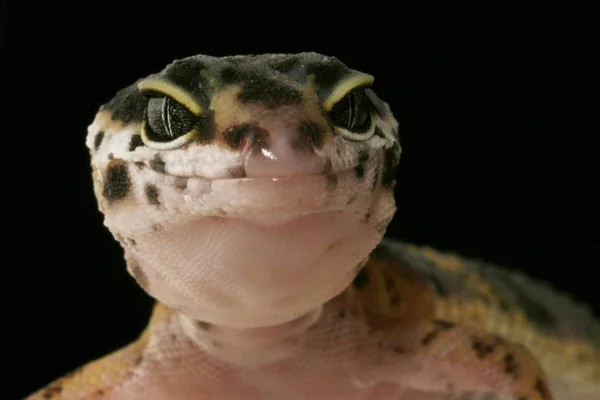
[3,3,598,399]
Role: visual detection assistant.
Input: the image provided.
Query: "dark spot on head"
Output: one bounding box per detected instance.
[421,330,440,346]
[299,120,324,148]
[134,161,145,169]
[102,82,146,124]
[219,66,242,84]
[174,176,188,190]
[361,211,372,224]
[433,320,456,330]
[352,267,370,288]
[337,311,345,319]
[393,346,406,354]
[129,261,149,289]
[381,147,398,189]
[535,377,551,400]
[94,131,105,151]
[95,389,105,396]
[421,320,455,346]
[145,184,160,205]
[326,173,338,191]
[503,353,520,378]
[471,336,495,359]
[237,77,302,108]
[151,224,163,232]
[355,165,365,179]
[133,355,143,366]
[103,159,131,202]
[224,123,251,149]
[370,163,380,191]
[129,134,144,152]
[196,321,212,330]
[149,154,166,173]
[107,152,114,160]
[354,149,369,180]
[197,108,216,143]
[126,237,136,247]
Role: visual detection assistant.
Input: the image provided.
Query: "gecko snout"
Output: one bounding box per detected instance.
[239,120,327,178]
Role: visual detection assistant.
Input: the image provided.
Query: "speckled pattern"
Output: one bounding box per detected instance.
[28,54,599,400]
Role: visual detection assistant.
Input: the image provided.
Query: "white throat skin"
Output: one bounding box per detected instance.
[85,52,400,365]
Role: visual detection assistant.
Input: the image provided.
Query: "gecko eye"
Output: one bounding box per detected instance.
[144,96,199,142]
[137,78,205,150]
[328,87,375,141]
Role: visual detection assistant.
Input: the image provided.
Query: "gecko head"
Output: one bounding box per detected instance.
[86,53,400,328]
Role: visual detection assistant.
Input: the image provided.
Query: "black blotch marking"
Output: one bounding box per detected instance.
[126,237,136,247]
[95,389,105,396]
[197,321,212,330]
[224,123,251,149]
[471,337,495,359]
[129,261,149,289]
[370,163,380,191]
[102,82,147,124]
[145,184,160,205]
[149,154,166,173]
[535,377,551,400]
[103,160,130,202]
[107,152,114,160]
[151,224,163,232]
[355,165,365,179]
[133,355,143,366]
[42,383,63,399]
[352,268,369,288]
[326,174,338,191]
[337,311,345,319]
[197,108,216,143]
[238,77,302,108]
[361,211,372,224]
[299,120,324,148]
[503,353,520,379]
[94,131,105,151]
[355,149,369,179]
[381,147,398,189]
[421,320,455,346]
[134,161,145,169]
[174,176,188,190]
[393,346,406,354]
[129,134,144,152]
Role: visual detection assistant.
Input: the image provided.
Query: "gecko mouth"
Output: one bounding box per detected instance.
[126,159,380,224]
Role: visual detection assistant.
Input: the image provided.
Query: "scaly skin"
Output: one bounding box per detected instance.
[27,53,599,400]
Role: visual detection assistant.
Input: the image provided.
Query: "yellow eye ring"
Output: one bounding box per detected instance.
[138,79,204,116]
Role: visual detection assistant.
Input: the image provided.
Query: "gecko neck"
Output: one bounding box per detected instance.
[177,305,324,366]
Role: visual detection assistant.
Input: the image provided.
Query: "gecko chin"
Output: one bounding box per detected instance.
[111,169,396,328]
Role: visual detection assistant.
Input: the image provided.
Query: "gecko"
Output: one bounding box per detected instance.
[27,53,600,400]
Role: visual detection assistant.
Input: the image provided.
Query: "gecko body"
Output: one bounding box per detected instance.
[28,53,600,400]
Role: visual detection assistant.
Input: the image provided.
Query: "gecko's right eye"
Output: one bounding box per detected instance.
[137,79,205,150]
[145,96,199,142]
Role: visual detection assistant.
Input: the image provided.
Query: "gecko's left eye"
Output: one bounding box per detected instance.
[137,79,204,150]
[324,73,377,142]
